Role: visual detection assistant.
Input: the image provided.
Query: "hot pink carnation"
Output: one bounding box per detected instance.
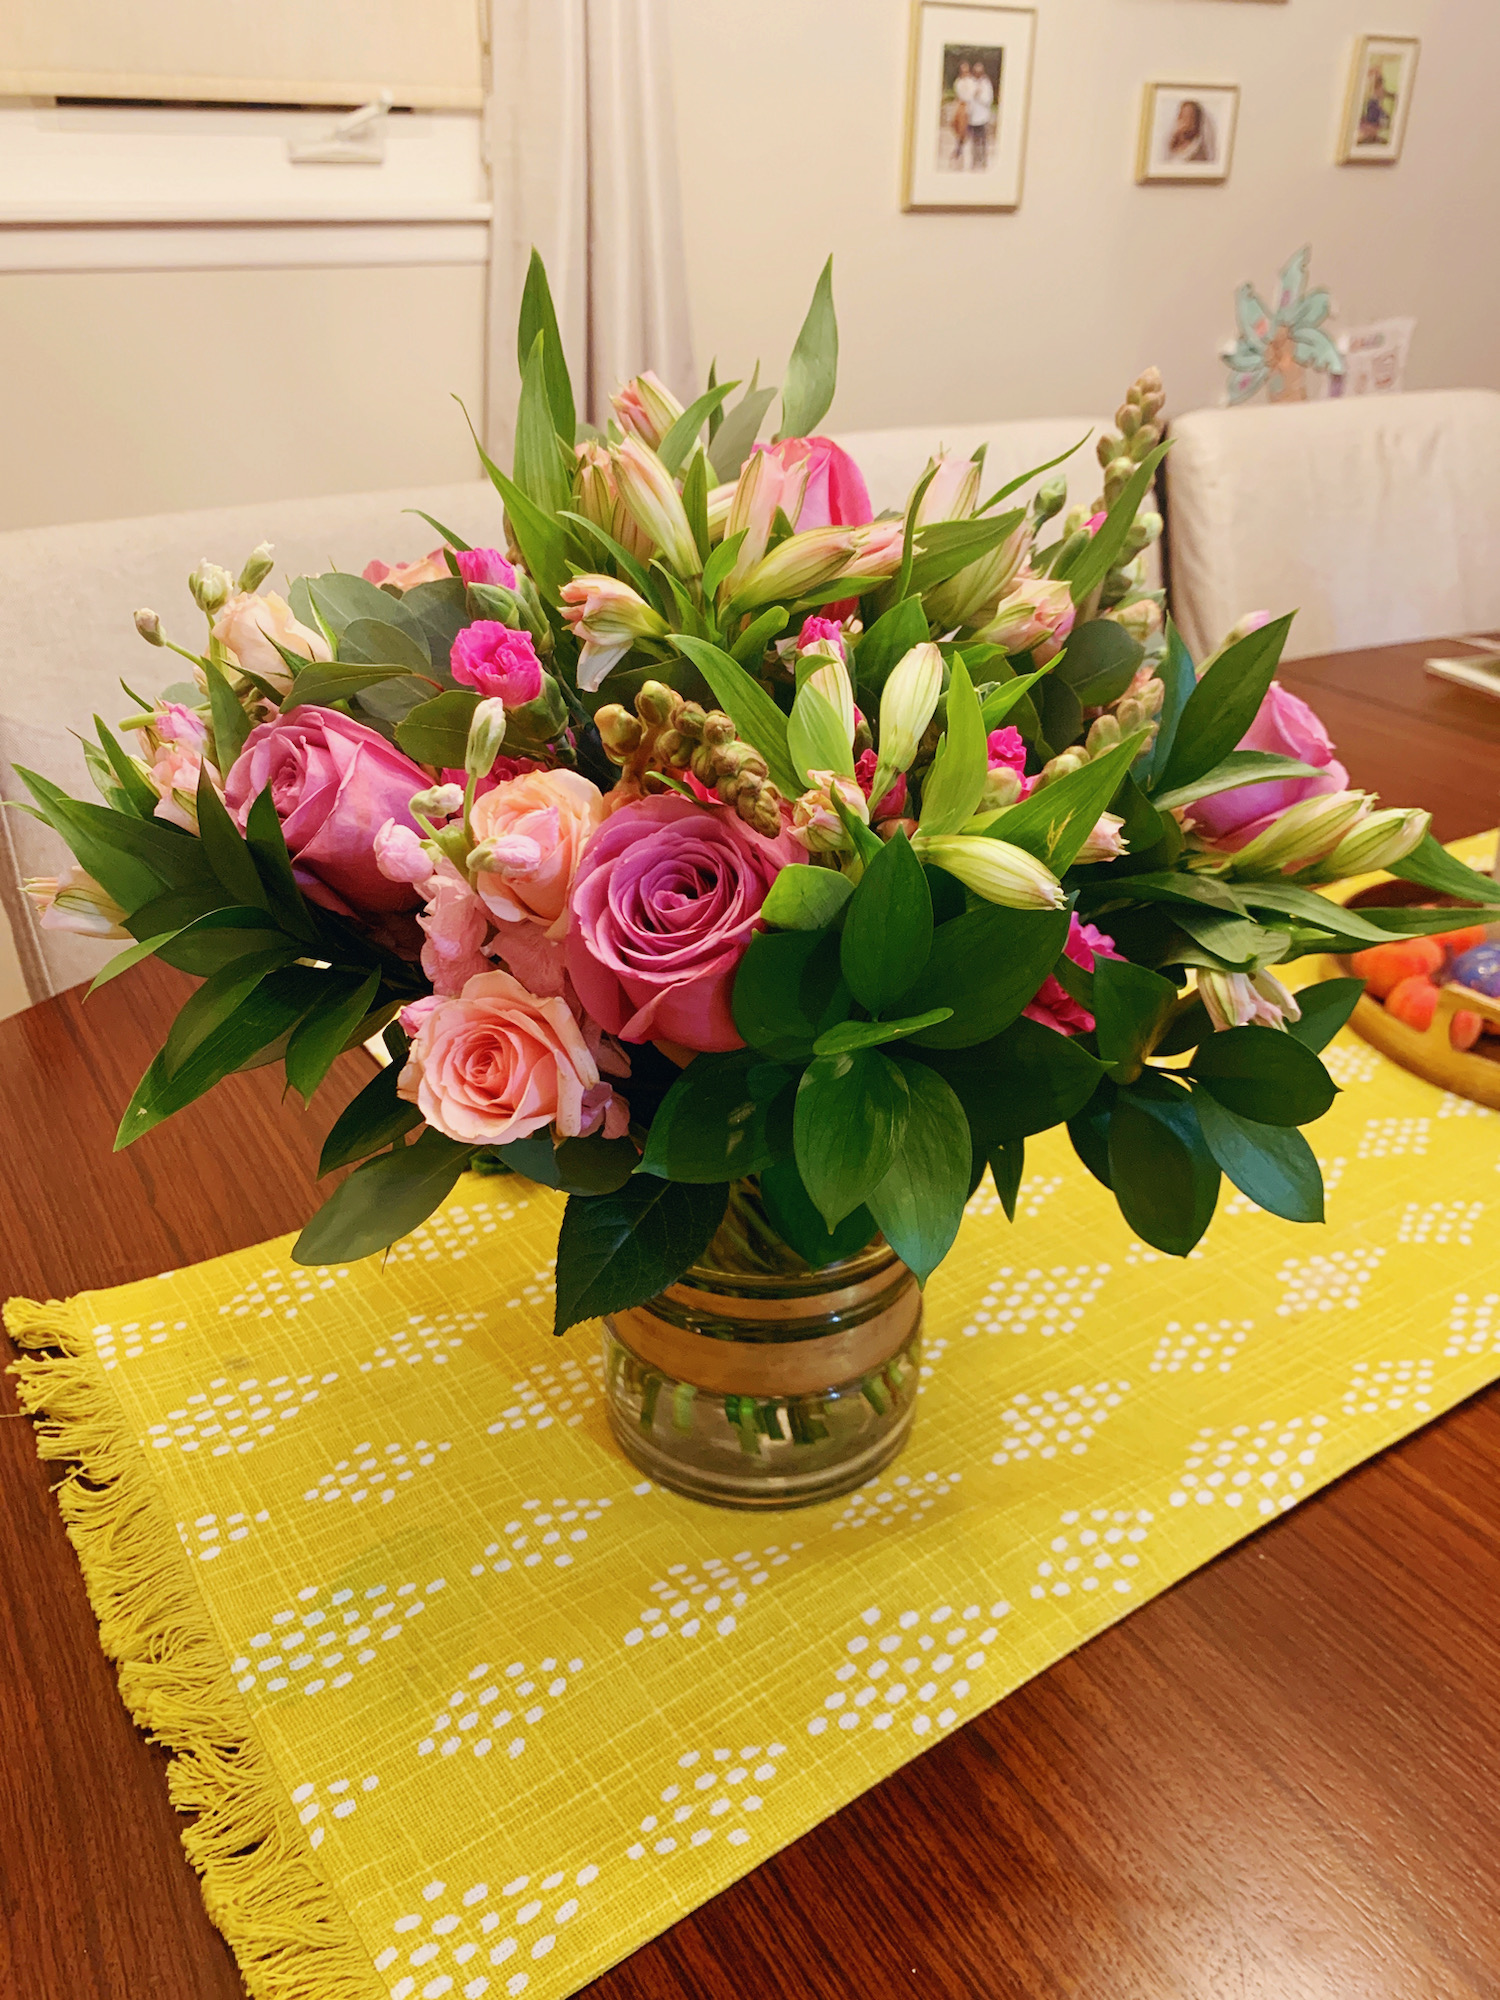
[1188,681,1349,851]
[566,796,799,1051]
[854,748,907,819]
[455,547,516,589]
[450,621,544,705]
[226,706,429,916]
[1024,918,1121,1037]
[797,615,848,655]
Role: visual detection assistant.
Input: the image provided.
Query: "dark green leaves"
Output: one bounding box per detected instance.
[897,904,1070,1048]
[514,330,573,518]
[1091,957,1178,1081]
[394,690,481,769]
[1152,615,1294,796]
[1053,619,1143,706]
[840,830,932,1016]
[552,1178,729,1335]
[733,929,850,1061]
[778,255,838,440]
[285,969,382,1104]
[1286,977,1364,1053]
[1150,749,1323,813]
[984,730,1148,874]
[1107,1083,1221,1256]
[758,1159,875,1270]
[1188,1025,1337,1126]
[293,1128,475,1265]
[794,1048,910,1230]
[204,655,251,772]
[1193,1094,1324,1223]
[853,597,929,702]
[319,1045,423,1174]
[637,1050,791,1183]
[916,1014,1106,1147]
[867,1059,970,1284]
[813,1009,952,1054]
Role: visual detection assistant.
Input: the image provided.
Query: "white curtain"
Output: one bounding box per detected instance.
[484,0,695,450]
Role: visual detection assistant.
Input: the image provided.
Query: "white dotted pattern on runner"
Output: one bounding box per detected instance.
[1124,1239,1205,1266]
[289,1772,380,1849]
[361,1309,483,1374]
[145,1372,337,1455]
[1149,1321,1250,1375]
[417,1655,585,1763]
[92,1316,185,1369]
[1437,1091,1496,1119]
[807,1601,1010,1738]
[966,1173,1064,1222]
[387,1193,528,1268]
[990,1383,1128,1465]
[497,1263,557,1312]
[1356,1115,1431,1159]
[1275,1247,1386,1317]
[304,1438,451,1507]
[1396,1199,1486,1247]
[833,1470,961,1529]
[625,1741,790,1859]
[1445,1291,1500,1358]
[216,1264,351,1321]
[1321,1041,1382,1087]
[375,1862,600,2000]
[1030,1507,1150,1599]
[622,1543,802,1645]
[960,1264,1112,1339]
[176,1507,271,1561]
[231,1574,448,1699]
[471,1496,611,1578]
[1341,1358,1434,1419]
[1169,1418,1326,1515]
[485,1351,601,1434]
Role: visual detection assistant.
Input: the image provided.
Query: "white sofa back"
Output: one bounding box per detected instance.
[832,416,1111,517]
[1165,389,1500,663]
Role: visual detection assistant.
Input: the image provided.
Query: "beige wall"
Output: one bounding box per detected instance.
[666,0,1497,430]
[0,261,486,530]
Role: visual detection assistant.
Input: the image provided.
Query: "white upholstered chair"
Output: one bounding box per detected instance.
[1165,389,1500,664]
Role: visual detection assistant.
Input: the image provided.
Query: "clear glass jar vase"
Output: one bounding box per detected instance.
[602,1179,922,1509]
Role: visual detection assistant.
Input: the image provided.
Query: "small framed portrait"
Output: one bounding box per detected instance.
[1136,84,1240,184]
[902,2,1037,212]
[1337,35,1419,164]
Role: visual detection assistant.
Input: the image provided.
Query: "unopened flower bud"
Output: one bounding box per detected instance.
[611,436,700,577]
[875,642,943,792]
[410,782,466,822]
[792,771,868,854]
[24,864,129,939]
[1199,968,1301,1033]
[1223,790,1373,878]
[1074,811,1128,865]
[1086,714,1122,755]
[464,698,508,782]
[188,560,234,616]
[914,834,1065,910]
[1116,404,1140,437]
[1311,807,1431,879]
[636,680,679,727]
[1032,475,1067,526]
[595,704,645,761]
[978,765,1024,811]
[237,542,275,593]
[134,608,165,646]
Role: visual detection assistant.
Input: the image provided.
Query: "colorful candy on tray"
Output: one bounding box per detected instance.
[1350,926,1500,1051]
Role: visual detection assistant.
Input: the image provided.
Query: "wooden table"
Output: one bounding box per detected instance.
[3,640,1499,2000]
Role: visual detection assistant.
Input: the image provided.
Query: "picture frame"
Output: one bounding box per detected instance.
[1337,35,1419,164]
[902,2,1037,212]
[1136,83,1240,184]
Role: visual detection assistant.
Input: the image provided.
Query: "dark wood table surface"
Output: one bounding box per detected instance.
[3,639,1499,2000]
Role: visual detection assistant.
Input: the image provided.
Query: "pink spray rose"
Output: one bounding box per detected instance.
[450,621,545,706]
[226,706,430,916]
[1187,681,1349,852]
[398,968,622,1145]
[469,769,607,940]
[762,437,873,530]
[1024,918,1121,1037]
[455,547,517,589]
[154,702,208,750]
[567,796,799,1051]
[362,549,450,591]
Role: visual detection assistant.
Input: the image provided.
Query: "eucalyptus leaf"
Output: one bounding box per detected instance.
[394,690,481,769]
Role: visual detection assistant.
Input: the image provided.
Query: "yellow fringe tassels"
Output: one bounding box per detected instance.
[5,1298,382,2000]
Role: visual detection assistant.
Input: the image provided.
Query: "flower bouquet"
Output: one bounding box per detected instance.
[19,255,1499,1501]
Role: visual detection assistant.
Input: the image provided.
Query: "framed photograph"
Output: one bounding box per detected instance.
[1338,35,1419,163]
[1136,83,1240,184]
[902,2,1036,212]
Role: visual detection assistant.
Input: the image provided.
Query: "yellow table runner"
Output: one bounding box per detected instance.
[11,839,1500,2000]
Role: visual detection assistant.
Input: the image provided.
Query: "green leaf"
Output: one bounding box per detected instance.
[203,655,251,772]
[853,596,930,702]
[243,788,320,944]
[282,661,418,714]
[293,1127,475,1265]
[552,1178,730,1334]
[402,577,476,673]
[159,948,300,1078]
[86,932,177,993]
[975,432,1090,516]
[787,681,854,786]
[1052,620,1143,706]
[549,1133,642,1195]
[638,1050,792,1183]
[728,604,792,668]
[393,689,481,770]
[701,529,748,606]
[306,573,427,644]
[1286,977,1364,1053]
[709,377,780,483]
[914,1014,1106,1145]
[1389,832,1500,904]
[195,767,270,912]
[658,381,739,477]
[1188,1024,1337,1126]
[1150,749,1325,812]
[978,664,1050,732]
[813,1008,952,1054]
[988,1138,1025,1221]
[514,329,573,519]
[668,633,801,799]
[732,927,851,1060]
[1036,675,1083,756]
[1141,620,1195,787]
[918,657,987,835]
[1065,441,1170,604]
[1167,904,1290,971]
[907,511,1026,597]
[840,829,933,1017]
[1235,881,1398,946]
[896,904,1071,1049]
[285,969,382,1104]
[982,730,1149,873]
[319,1053,423,1174]
[1067,1084,1116,1189]
[761,863,854,931]
[124,897,294,977]
[13,763,210,910]
[793,1047,910,1230]
[1091,956,1178,1080]
[335,619,434,672]
[778,256,838,440]
[680,447,712,567]
[1192,1091,1324,1223]
[458,397,570,601]
[1107,1081,1220,1255]
[404,506,472,552]
[92,717,159,818]
[518,248,576,446]
[557,510,658,603]
[757,1158,876,1269]
[866,1058,970,1284]
[1154,615,1295,796]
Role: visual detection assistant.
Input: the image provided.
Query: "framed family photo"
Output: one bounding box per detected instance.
[902,2,1037,211]
[1136,82,1240,184]
[1338,35,1419,163]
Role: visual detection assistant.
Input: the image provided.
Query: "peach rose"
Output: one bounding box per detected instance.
[398,968,604,1145]
[468,769,606,940]
[212,590,330,693]
[362,549,451,591]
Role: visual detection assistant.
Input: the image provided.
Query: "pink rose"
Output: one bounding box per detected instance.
[211,590,330,693]
[226,707,430,916]
[469,769,607,939]
[1187,681,1349,851]
[1024,919,1120,1037]
[455,547,516,589]
[566,796,799,1051]
[154,702,207,750]
[398,968,606,1145]
[417,862,491,997]
[362,549,450,591]
[763,437,873,530]
[450,621,544,706]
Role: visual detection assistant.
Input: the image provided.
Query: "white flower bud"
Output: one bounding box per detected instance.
[134,608,164,646]
[237,542,275,593]
[1199,969,1302,1032]
[409,783,466,822]
[1223,791,1373,878]
[1311,807,1431,879]
[913,834,1065,909]
[188,560,234,616]
[464,698,508,782]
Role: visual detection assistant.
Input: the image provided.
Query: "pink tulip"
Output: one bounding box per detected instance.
[1187,682,1349,851]
[763,436,873,530]
[455,547,517,589]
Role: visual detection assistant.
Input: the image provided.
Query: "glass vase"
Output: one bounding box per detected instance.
[602,1179,922,1509]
